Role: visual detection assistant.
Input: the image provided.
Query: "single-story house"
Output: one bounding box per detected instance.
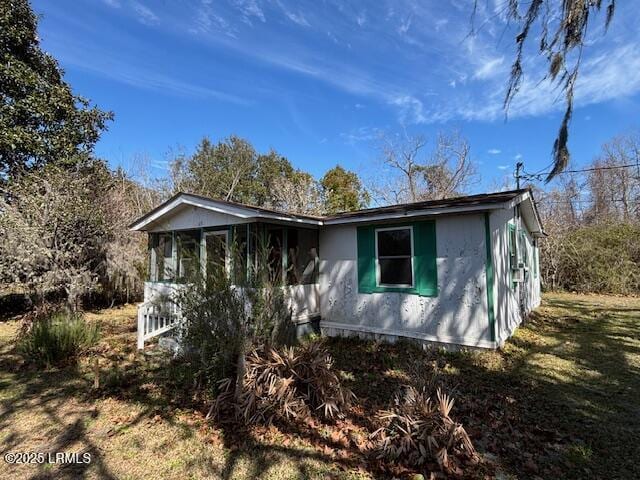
[129,188,544,350]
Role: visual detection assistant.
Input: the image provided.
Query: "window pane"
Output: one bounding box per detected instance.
[379,257,412,286]
[378,229,411,256]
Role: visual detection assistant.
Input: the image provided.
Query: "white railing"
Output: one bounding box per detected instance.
[137,301,181,350]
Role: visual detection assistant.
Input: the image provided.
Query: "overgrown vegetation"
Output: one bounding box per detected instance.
[536,132,640,294]
[18,310,99,366]
[174,236,295,396]
[548,222,640,294]
[0,162,159,310]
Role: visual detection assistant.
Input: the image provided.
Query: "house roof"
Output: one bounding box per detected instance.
[128,192,325,231]
[325,189,525,221]
[129,189,545,235]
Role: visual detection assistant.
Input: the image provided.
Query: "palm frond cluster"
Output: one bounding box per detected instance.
[372,386,479,475]
[215,340,355,424]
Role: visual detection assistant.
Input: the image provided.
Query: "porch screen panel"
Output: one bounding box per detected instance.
[150,233,174,282]
[231,225,248,285]
[286,228,319,285]
[205,232,226,281]
[177,230,200,281]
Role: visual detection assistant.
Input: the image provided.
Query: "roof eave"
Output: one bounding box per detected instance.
[322,201,507,225]
[128,193,323,231]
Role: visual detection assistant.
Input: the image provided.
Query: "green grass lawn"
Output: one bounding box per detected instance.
[0,293,638,479]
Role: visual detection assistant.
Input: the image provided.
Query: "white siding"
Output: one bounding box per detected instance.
[148,205,250,232]
[319,214,494,348]
[490,208,541,346]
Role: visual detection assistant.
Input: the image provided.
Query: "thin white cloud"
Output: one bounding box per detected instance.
[487,148,501,154]
[80,0,640,127]
[132,2,159,26]
[398,15,413,35]
[273,1,309,27]
[497,165,509,170]
[284,11,309,26]
[340,126,381,145]
[102,0,121,8]
[191,3,237,37]
[435,18,448,31]
[390,95,426,124]
[473,56,504,80]
[232,0,265,24]
[53,40,249,105]
[514,153,523,160]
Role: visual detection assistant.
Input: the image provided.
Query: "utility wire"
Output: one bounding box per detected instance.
[521,162,640,181]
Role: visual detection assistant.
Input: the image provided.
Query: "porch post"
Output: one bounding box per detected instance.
[171,230,177,280]
[137,306,145,350]
[282,227,288,285]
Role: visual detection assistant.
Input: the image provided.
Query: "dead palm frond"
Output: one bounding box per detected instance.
[212,340,355,425]
[371,386,479,475]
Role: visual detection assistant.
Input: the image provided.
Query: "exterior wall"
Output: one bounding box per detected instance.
[148,205,250,232]
[286,284,320,321]
[490,208,541,346]
[319,214,495,348]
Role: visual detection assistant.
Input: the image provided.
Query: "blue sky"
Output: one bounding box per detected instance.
[32,0,640,192]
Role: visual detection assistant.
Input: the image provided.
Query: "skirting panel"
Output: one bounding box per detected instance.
[320,321,497,350]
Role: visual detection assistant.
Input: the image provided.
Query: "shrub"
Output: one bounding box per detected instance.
[372,386,478,475]
[174,235,295,395]
[542,222,640,294]
[18,311,100,366]
[214,340,355,424]
[174,272,247,393]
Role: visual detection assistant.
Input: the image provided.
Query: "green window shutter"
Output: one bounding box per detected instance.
[357,226,376,293]
[413,220,438,296]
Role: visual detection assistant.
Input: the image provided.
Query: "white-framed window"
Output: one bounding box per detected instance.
[375,226,414,288]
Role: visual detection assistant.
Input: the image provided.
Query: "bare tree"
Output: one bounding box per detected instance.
[586,134,640,223]
[271,171,325,216]
[422,133,477,200]
[371,131,478,205]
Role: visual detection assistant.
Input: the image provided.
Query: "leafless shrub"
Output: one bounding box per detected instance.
[371,386,479,475]
[213,340,355,425]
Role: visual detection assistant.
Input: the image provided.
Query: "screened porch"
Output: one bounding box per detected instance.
[138,221,321,349]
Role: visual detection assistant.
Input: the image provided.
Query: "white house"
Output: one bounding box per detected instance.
[129,189,544,350]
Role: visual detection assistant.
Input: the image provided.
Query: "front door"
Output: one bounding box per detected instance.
[204,231,228,281]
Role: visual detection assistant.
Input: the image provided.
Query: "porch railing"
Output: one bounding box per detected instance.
[137,301,181,350]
